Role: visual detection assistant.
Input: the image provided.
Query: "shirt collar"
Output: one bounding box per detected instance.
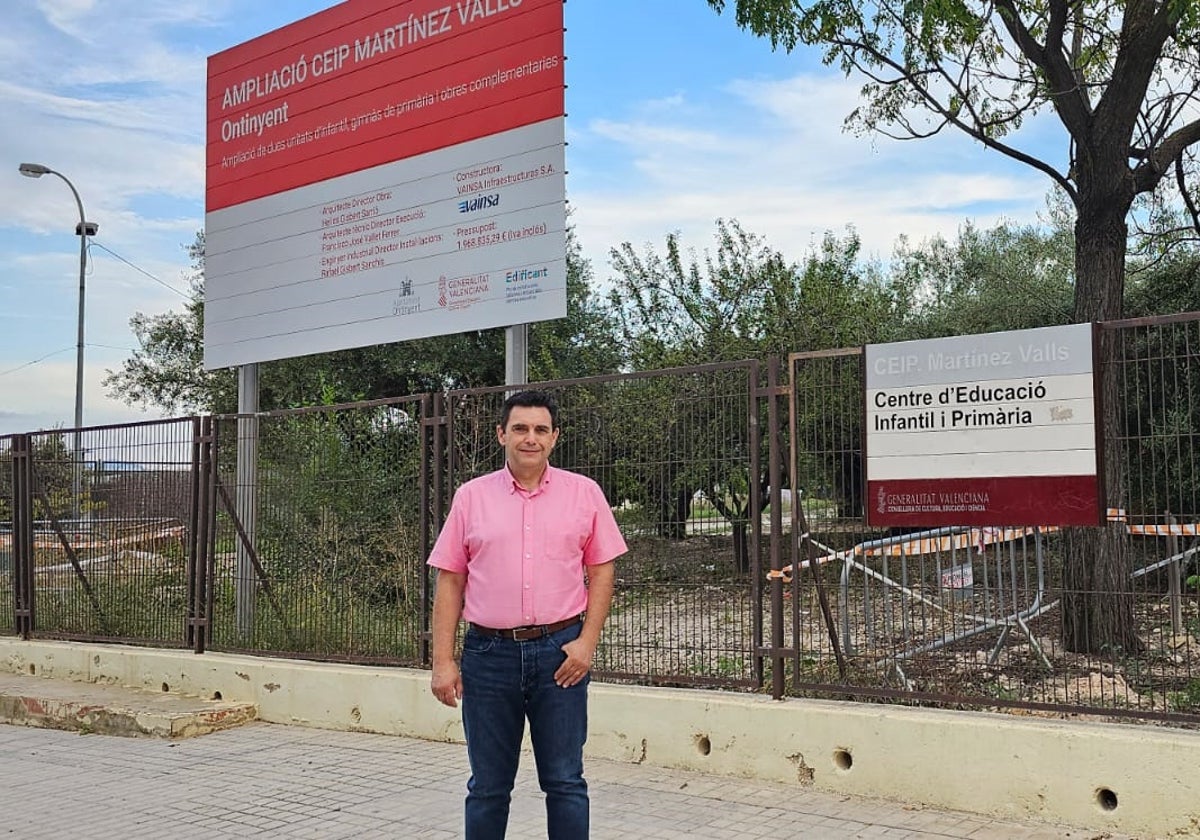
[503,463,554,495]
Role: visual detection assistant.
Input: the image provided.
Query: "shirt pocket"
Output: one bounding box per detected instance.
[546,509,593,560]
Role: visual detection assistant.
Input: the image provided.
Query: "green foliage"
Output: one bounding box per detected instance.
[607,219,903,367]
[248,406,423,608]
[891,213,1076,340]
[1118,247,1200,516]
[1125,250,1200,318]
[210,576,425,660]
[531,227,626,380]
[1168,679,1200,714]
[0,432,80,522]
[103,232,235,414]
[32,573,188,642]
[605,219,908,559]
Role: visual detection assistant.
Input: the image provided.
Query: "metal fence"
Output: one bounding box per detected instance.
[1,419,196,647]
[1,434,14,635]
[4,315,1200,724]
[206,396,430,664]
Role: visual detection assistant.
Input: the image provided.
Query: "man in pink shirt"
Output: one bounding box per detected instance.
[429,389,627,840]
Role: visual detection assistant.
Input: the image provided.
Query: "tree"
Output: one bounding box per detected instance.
[0,432,78,523]
[606,221,782,557]
[894,215,1076,340]
[607,219,906,567]
[709,0,1200,653]
[105,229,622,416]
[103,233,235,414]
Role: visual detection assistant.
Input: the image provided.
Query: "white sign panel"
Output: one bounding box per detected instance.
[865,323,1101,526]
[204,119,565,369]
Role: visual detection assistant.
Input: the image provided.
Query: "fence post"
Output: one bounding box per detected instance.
[11,434,34,638]
[235,366,260,638]
[1166,511,1183,636]
[420,392,449,665]
[186,416,215,654]
[748,361,764,688]
[765,358,787,699]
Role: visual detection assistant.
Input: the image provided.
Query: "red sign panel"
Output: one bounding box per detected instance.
[206,0,564,212]
[867,475,1101,527]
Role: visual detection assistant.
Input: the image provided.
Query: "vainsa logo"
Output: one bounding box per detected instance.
[458,194,500,214]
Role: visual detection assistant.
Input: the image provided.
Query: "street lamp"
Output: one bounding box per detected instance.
[19,162,98,519]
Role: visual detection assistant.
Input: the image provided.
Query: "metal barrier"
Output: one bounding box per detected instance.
[787,526,1054,689]
[205,396,430,665]
[5,419,196,647]
[1,434,15,635]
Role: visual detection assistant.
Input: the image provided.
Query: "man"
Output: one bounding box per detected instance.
[429,389,627,840]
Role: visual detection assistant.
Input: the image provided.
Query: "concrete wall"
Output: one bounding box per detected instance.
[2,638,1197,838]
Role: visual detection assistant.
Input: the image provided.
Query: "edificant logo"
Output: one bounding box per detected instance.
[504,266,549,283]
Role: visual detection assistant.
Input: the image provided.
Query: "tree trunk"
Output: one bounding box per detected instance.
[1061,183,1142,654]
[656,485,690,540]
[731,520,749,575]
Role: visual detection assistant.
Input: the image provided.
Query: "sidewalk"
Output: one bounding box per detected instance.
[0,720,1131,839]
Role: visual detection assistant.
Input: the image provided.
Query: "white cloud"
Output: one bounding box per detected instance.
[0,358,163,436]
[568,71,1058,277]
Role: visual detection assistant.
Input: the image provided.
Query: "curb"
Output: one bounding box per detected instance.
[0,673,257,738]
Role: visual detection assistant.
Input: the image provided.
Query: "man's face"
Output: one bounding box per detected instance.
[497,405,559,473]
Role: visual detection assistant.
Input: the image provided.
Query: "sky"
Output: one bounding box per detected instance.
[0,0,1066,436]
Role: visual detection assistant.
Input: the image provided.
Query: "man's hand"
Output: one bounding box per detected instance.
[555,561,615,688]
[431,660,463,707]
[555,637,596,688]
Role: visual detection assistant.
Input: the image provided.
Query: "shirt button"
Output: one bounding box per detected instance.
[524,584,530,589]
[525,553,531,558]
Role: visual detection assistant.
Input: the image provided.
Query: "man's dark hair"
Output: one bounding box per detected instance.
[499,390,559,430]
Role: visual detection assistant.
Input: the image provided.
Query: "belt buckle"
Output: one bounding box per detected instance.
[514,624,548,641]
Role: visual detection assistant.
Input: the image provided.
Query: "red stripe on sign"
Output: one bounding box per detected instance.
[206,37,564,208]
[207,2,563,120]
[865,475,1102,527]
[206,0,564,211]
[208,0,562,81]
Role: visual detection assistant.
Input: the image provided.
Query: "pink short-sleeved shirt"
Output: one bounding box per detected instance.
[427,464,627,629]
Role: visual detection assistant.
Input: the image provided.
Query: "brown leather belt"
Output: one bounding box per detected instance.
[469,614,583,641]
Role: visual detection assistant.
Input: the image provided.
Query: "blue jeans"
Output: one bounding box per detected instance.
[460,621,589,840]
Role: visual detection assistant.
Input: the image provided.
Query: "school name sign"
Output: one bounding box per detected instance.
[865,323,1102,527]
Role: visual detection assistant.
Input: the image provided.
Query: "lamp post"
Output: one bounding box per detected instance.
[18,163,98,519]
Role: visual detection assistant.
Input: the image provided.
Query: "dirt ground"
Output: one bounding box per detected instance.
[603,533,1200,722]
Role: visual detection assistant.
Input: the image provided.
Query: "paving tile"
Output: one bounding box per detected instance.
[0,721,1141,840]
